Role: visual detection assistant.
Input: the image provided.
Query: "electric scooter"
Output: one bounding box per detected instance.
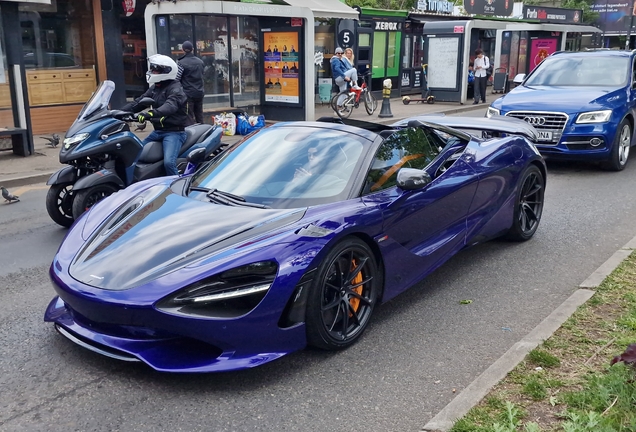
[46,80,224,227]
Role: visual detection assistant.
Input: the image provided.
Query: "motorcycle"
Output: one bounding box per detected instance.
[46,80,225,227]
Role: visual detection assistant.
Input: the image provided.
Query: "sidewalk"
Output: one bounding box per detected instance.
[0,97,485,189]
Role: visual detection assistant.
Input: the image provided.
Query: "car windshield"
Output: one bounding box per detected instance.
[190,125,369,209]
[524,56,629,87]
[77,80,114,120]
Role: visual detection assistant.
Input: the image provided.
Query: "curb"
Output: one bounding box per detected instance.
[421,236,636,431]
[1,172,57,189]
[0,103,485,190]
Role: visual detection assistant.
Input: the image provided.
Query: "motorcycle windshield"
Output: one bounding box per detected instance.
[77,80,115,121]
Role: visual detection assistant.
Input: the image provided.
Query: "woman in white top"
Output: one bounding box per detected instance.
[344,48,361,90]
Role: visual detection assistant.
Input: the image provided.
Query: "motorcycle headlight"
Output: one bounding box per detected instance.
[576,110,612,124]
[63,133,90,149]
[156,261,278,318]
[486,107,500,118]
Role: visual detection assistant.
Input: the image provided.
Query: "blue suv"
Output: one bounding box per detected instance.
[487,50,635,170]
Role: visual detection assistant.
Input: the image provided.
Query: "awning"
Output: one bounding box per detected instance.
[282,0,359,20]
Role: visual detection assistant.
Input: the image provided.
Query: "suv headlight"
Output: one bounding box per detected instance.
[63,133,90,148]
[486,107,500,118]
[576,110,612,124]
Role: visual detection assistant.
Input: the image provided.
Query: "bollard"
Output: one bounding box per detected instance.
[378,78,393,118]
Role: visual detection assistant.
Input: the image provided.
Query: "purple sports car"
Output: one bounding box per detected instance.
[45,116,546,372]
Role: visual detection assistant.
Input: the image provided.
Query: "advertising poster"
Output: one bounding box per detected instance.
[529,38,557,71]
[264,32,299,104]
[591,1,634,35]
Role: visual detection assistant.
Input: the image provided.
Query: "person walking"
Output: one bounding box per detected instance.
[473,49,490,105]
[178,40,205,123]
[122,54,193,176]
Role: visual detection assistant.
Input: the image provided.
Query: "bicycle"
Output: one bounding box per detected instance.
[330,72,377,119]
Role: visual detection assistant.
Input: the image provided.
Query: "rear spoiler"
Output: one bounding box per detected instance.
[391,115,539,142]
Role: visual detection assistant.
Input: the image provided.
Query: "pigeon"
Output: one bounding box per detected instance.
[41,134,60,148]
[134,122,147,132]
[1,186,20,203]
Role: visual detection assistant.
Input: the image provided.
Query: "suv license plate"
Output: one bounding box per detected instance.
[537,131,553,141]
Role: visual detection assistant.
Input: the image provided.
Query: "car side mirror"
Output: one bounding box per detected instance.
[397,168,432,191]
[512,74,526,85]
[138,97,155,107]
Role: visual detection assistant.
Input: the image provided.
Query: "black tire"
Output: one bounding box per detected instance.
[364,91,377,115]
[72,184,119,220]
[46,183,75,228]
[306,237,381,350]
[506,164,545,241]
[602,118,631,171]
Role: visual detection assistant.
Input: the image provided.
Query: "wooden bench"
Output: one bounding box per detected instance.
[0,127,30,156]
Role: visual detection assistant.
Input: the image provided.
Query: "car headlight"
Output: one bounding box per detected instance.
[63,133,90,148]
[156,261,278,318]
[486,107,500,118]
[576,110,612,124]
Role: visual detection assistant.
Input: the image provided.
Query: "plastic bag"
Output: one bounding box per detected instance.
[214,112,236,136]
[237,114,266,135]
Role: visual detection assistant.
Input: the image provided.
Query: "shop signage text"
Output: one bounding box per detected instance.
[375,22,399,30]
[463,0,513,17]
[417,0,454,14]
[522,5,582,24]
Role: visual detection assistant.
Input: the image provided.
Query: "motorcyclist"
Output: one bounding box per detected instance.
[122,54,193,176]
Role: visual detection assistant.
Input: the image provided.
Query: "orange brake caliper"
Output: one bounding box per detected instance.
[349,259,363,315]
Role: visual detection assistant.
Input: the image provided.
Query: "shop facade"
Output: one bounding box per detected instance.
[0,0,133,138]
[144,0,359,122]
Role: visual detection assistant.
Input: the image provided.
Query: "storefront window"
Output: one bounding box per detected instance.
[19,0,97,106]
[402,35,412,69]
[167,15,193,60]
[231,16,260,107]
[195,15,230,106]
[122,3,148,99]
[0,5,13,129]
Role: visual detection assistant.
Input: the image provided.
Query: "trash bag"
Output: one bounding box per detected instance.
[237,114,266,135]
[214,112,236,136]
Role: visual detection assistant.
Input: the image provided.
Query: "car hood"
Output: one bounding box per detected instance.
[495,86,625,113]
[70,186,305,290]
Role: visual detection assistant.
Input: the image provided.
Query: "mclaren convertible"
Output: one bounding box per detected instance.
[45,116,546,372]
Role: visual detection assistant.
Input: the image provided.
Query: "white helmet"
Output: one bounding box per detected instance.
[146,54,178,84]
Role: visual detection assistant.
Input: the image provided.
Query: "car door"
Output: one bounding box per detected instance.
[361,127,479,298]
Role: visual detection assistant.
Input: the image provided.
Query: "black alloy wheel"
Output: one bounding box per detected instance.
[71,184,119,220]
[506,164,544,241]
[45,183,75,228]
[306,237,380,350]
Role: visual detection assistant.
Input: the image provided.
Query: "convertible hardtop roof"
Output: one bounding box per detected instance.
[316,116,394,133]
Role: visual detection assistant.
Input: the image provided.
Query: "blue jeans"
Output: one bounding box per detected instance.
[143,130,187,176]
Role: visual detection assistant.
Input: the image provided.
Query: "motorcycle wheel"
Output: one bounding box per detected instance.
[72,184,119,220]
[46,183,75,228]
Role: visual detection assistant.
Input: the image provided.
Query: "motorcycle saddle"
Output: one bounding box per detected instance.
[137,124,214,164]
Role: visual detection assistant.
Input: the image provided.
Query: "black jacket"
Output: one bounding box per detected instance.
[122,80,193,131]
[178,52,205,99]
